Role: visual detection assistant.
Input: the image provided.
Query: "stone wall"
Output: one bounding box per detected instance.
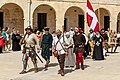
[1,3,24,34]
[0,0,120,34]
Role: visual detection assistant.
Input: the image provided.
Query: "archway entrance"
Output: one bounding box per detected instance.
[33,4,56,33]
[0,3,24,33]
[64,6,84,31]
[95,8,110,31]
[117,12,120,32]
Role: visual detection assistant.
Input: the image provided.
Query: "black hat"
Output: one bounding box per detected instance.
[101,28,105,31]
[44,27,49,31]
[89,29,93,32]
[25,26,33,31]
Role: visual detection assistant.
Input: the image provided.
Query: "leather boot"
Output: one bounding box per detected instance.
[20,61,27,74]
[19,70,27,74]
[34,63,38,73]
[34,68,38,73]
[81,63,84,70]
[46,60,50,65]
[61,70,65,76]
[75,63,80,70]
[58,69,61,74]
[44,60,50,69]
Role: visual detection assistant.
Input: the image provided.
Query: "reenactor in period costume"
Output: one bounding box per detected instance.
[73,27,86,70]
[82,31,90,58]
[93,31,104,60]
[64,32,75,68]
[41,27,53,70]
[100,29,109,55]
[69,28,75,38]
[88,29,95,56]
[52,30,66,76]
[19,26,40,74]
[114,32,120,52]
[108,30,116,52]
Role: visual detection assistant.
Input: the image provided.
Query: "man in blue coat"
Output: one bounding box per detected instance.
[41,27,53,70]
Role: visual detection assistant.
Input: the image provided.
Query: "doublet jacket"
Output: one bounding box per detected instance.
[25,33,39,49]
[73,33,86,53]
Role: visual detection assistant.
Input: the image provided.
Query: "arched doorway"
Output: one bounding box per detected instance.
[33,4,56,33]
[95,8,110,31]
[64,6,84,31]
[117,12,120,32]
[0,3,24,33]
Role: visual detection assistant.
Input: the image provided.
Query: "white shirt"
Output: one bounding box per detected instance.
[90,33,94,39]
[83,33,88,45]
[6,33,9,41]
[52,35,66,54]
[25,33,39,49]
[69,31,75,38]
[117,33,120,38]
[64,37,73,48]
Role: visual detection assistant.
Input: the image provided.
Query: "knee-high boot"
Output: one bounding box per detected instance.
[75,62,80,69]
[81,63,84,70]
[33,58,38,73]
[19,61,27,74]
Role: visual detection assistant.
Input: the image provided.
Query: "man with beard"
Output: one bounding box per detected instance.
[52,29,66,76]
[73,27,86,70]
[19,26,40,74]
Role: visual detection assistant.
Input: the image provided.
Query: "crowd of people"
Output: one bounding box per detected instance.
[0,26,120,76]
[0,27,22,53]
[22,26,120,76]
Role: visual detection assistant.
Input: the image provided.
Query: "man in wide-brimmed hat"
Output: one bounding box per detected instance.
[25,26,33,32]
[20,26,40,74]
[44,27,49,31]
[41,27,53,70]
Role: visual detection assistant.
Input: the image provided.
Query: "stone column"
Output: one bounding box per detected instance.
[110,12,117,32]
[56,11,64,31]
[27,0,32,27]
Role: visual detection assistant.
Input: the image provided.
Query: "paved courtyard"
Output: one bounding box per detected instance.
[0,47,120,80]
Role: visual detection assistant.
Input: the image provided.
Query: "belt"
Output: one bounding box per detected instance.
[75,45,84,48]
[25,46,35,49]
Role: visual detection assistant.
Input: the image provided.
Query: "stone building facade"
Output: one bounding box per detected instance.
[0,0,120,34]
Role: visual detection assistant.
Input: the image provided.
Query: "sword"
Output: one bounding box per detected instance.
[35,51,43,63]
[30,46,43,63]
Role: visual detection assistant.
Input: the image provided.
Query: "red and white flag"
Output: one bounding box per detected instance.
[86,0,100,32]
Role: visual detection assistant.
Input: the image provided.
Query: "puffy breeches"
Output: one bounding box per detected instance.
[75,52,84,64]
[22,51,37,70]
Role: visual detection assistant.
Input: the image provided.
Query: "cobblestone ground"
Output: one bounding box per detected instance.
[0,47,120,80]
